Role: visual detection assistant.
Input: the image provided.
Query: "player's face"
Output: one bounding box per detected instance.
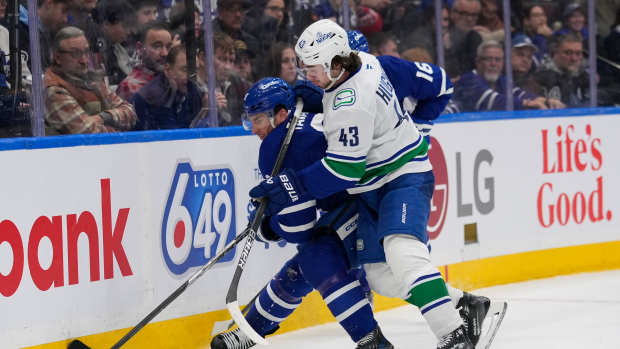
[300,63,331,89]
[249,113,274,140]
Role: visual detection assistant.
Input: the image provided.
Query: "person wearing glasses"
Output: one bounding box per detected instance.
[536,32,593,108]
[213,0,258,58]
[44,26,137,134]
[453,40,550,112]
[444,0,483,82]
[243,0,291,55]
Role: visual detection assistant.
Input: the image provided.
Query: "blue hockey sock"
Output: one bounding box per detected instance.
[317,270,377,342]
[246,259,313,335]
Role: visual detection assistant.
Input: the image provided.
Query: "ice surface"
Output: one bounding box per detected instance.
[261,270,620,348]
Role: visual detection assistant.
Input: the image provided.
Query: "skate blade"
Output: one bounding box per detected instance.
[476,301,507,349]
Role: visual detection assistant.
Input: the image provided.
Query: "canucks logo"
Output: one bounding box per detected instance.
[162,162,236,275]
[333,88,356,110]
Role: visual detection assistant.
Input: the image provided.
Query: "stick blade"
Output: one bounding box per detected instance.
[226,300,268,345]
[67,339,92,349]
[476,301,508,349]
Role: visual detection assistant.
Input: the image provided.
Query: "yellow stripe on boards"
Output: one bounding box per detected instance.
[27,240,620,348]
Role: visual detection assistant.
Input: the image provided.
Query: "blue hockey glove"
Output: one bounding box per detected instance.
[293,80,324,114]
[249,168,309,216]
[248,199,281,243]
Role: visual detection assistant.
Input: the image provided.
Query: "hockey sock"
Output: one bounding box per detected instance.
[317,270,377,342]
[245,259,313,335]
[446,283,464,307]
[384,234,463,339]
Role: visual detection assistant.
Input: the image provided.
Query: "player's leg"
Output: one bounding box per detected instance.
[371,171,472,349]
[297,233,392,348]
[210,256,313,349]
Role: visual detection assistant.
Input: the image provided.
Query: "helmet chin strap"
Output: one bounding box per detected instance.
[324,65,346,90]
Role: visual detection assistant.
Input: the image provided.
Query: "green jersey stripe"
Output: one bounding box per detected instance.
[324,158,366,180]
[360,138,428,184]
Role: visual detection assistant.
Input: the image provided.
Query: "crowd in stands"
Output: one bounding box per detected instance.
[0,0,619,135]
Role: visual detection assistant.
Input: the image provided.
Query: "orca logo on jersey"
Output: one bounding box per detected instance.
[333,88,356,110]
[161,162,236,275]
[428,136,449,240]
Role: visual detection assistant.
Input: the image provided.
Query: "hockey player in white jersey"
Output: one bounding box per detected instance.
[249,19,472,349]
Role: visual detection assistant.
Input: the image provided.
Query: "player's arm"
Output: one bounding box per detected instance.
[298,106,374,199]
[377,55,453,121]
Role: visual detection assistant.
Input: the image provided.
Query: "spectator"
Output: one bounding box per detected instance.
[122,0,160,68]
[263,42,297,86]
[522,4,553,66]
[474,0,504,42]
[213,0,258,57]
[511,34,565,108]
[38,0,71,69]
[453,40,549,112]
[234,40,255,83]
[67,0,103,57]
[193,32,228,128]
[131,44,202,129]
[536,32,590,107]
[95,0,136,85]
[444,0,483,81]
[133,0,159,26]
[117,21,172,100]
[168,2,201,46]
[600,7,620,105]
[554,3,588,43]
[197,31,250,127]
[44,26,137,134]
[400,4,449,64]
[243,0,292,55]
[368,32,400,58]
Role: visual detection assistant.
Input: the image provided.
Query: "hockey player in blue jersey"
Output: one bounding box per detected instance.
[210,77,393,349]
[249,19,473,349]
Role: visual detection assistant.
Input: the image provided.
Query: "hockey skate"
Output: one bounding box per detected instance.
[210,328,256,349]
[356,326,394,349]
[437,325,474,349]
[457,292,490,345]
[475,300,508,349]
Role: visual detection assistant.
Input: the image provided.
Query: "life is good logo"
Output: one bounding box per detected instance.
[162,162,236,275]
[537,124,612,227]
[427,136,448,240]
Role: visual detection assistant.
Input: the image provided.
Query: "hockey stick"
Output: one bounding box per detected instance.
[67,224,255,349]
[225,98,305,346]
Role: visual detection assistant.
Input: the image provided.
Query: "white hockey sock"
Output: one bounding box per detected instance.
[383,234,463,339]
[446,283,464,307]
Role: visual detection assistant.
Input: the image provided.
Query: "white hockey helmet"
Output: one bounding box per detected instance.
[295,19,352,87]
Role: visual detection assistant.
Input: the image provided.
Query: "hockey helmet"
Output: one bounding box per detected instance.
[295,19,351,88]
[242,77,295,131]
[347,30,369,53]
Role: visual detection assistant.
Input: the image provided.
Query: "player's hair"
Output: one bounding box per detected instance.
[331,52,361,73]
[476,40,503,58]
[166,45,186,66]
[401,47,434,64]
[52,26,85,52]
[138,21,170,43]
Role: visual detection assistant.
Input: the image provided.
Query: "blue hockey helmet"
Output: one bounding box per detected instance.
[347,30,369,53]
[242,77,295,131]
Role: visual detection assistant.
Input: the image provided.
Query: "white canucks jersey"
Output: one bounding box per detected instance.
[298,52,431,199]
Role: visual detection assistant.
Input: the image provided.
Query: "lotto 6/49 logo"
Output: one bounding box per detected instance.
[427,136,448,240]
[162,162,236,275]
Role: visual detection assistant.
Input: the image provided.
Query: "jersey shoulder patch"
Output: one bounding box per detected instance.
[333,88,356,110]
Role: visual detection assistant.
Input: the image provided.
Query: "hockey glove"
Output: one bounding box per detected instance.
[248,199,282,243]
[249,168,309,216]
[293,80,324,114]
